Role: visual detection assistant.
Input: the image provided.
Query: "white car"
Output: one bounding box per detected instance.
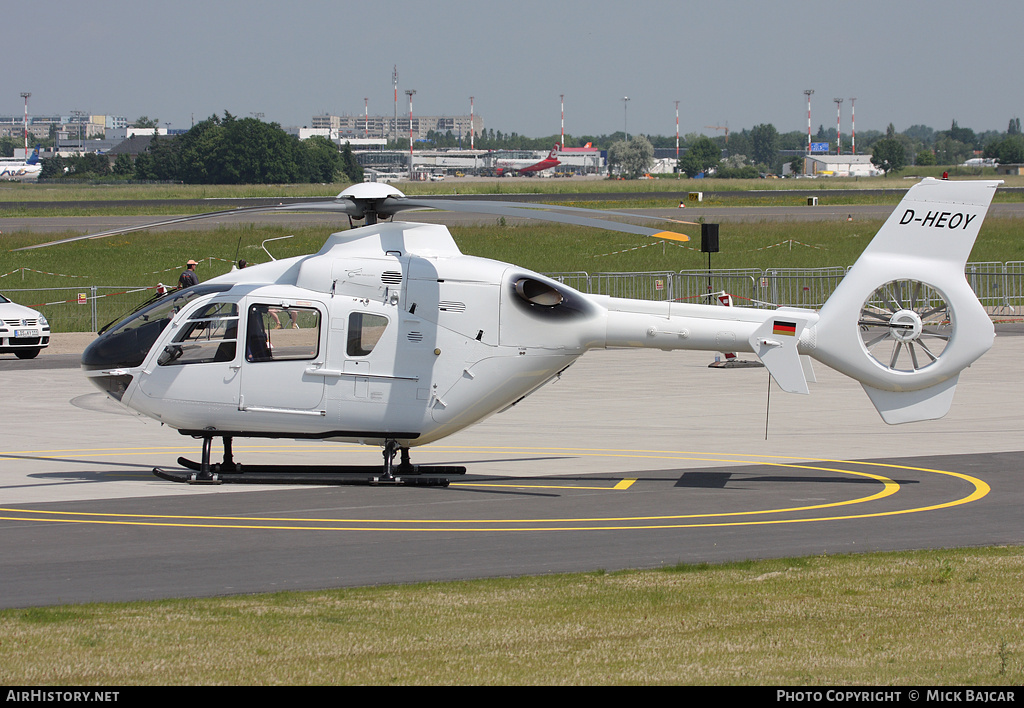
[0,293,50,359]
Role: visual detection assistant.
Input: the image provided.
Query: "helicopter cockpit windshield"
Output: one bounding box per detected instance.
[82,284,232,372]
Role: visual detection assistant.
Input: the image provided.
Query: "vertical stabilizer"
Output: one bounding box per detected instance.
[810,178,1000,423]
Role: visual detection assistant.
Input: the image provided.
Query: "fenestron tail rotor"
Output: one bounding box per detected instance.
[858,279,952,373]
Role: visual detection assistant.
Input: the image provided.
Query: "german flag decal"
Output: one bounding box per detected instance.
[772,320,797,336]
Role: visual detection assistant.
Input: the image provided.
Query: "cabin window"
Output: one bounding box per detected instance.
[347,312,389,356]
[245,304,321,363]
[158,302,238,366]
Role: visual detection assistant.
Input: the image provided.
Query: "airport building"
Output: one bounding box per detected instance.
[996,163,1024,176]
[0,113,127,141]
[311,113,484,142]
[800,154,882,177]
[357,145,606,181]
[291,128,386,150]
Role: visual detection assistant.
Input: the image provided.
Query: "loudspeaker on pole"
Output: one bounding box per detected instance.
[701,223,719,253]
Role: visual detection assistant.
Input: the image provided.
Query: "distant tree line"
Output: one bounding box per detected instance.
[30,110,1024,182]
[40,112,363,184]
[672,116,1024,179]
[861,118,1024,176]
[0,136,20,157]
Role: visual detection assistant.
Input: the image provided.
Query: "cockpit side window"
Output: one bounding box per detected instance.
[158,302,239,366]
[82,284,234,372]
[101,284,232,337]
[246,304,321,363]
[347,312,389,356]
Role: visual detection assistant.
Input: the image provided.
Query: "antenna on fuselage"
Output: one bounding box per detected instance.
[261,235,293,261]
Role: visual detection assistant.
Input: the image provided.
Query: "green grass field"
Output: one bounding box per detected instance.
[1,548,1021,685]
[3,216,1023,333]
[1,170,1021,203]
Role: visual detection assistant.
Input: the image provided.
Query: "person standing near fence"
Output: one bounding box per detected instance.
[178,259,199,289]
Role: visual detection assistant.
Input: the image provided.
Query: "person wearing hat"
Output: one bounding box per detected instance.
[178,259,200,289]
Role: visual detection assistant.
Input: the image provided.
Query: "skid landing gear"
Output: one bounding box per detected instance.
[153,436,464,487]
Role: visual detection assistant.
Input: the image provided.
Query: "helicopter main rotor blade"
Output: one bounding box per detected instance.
[12,192,691,251]
[11,199,362,251]
[387,197,700,226]
[388,197,691,242]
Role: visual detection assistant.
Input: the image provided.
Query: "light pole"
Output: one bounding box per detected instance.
[803,89,814,153]
[834,97,843,155]
[406,89,416,176]
[849,97,856,155]
[622,96,630,141]
[20,92,30,160]
[675,100,680,162]
[560,94,565,150]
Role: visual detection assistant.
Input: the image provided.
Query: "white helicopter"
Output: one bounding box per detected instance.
[22,179,1000,485]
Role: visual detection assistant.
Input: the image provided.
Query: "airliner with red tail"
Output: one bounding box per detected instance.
[495,144,561,175]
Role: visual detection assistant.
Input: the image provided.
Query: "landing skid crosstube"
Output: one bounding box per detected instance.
[152,436,464,487]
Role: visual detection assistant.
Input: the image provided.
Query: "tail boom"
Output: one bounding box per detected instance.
[598,297,818,395]
[591,179,1000,424]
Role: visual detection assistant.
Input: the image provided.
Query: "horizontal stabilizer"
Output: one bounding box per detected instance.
[861,375,959,424]
[748,310,813,394]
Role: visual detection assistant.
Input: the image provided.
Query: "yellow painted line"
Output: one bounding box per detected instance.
[0,446,988,532]
[451,463,898,519]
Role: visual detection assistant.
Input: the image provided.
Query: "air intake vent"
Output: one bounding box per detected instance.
[514,278,563,307]
[407,331,424,342]
[438,301,466,313]
[381,271,403,285]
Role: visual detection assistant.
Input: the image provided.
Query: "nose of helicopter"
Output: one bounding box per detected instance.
[81,317,167,372]
[81,321,168,402]
[85,369,135,402]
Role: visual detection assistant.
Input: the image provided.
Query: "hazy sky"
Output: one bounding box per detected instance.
[8,0,1023,139]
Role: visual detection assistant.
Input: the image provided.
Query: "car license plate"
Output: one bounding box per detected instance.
[14,329,38,338]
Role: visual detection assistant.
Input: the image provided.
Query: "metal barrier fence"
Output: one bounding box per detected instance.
[547,263,1024,317]
[2,285,158,333]
[589,271,678,301]
[677,269,764,307]
[762,267,848,309]
[1005,262,1024,315]
[546,272,592,293]
[966,262,1009,313]
[9,263,1024,335]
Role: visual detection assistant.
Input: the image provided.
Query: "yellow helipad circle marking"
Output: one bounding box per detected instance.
[0,444,989,532]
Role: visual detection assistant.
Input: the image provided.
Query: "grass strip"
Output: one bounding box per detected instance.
[2,173,1022,203]
[4,217,1023,333]
[1,547,1021,685]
